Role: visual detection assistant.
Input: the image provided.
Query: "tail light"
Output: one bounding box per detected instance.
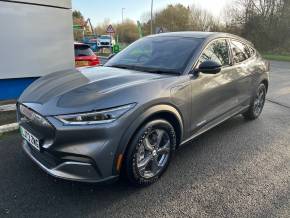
[89,56,100,66]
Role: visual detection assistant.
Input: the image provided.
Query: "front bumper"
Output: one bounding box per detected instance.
[22,141,118,183]
[98,44,112,48]
[17,103,133,183]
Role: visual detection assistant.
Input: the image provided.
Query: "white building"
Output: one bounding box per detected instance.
[0,0,74,99]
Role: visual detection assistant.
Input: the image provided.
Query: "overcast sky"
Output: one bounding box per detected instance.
[72,0,234,26]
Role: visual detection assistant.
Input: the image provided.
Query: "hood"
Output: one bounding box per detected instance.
[19,67,170,116]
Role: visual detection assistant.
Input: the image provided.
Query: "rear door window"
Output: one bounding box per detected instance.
[198,39,230,67]
[230,40,249,63]
[247,46,256,57]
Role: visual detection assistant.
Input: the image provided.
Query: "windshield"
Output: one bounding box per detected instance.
[105,36,202,74]
[100,35,111,39]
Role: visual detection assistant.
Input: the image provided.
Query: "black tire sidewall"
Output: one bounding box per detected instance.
[124,119,176,186]
[244,83,266,120]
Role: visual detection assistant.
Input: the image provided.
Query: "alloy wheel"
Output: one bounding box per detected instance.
[253,86,266,116]
[136,129,171,179]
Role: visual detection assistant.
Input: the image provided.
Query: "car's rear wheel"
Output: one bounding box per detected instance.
[124,119,176,186]
[243,83,266,120]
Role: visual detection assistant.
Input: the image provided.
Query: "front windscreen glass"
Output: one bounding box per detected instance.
[100,35,111,39]
[105,36,202,74]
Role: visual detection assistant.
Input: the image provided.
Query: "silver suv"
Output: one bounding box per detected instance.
[18,32,269,186]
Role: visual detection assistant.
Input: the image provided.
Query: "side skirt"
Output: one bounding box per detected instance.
[179,105,249,146]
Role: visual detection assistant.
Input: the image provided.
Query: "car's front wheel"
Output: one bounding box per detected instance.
[243,83,267,120]
[124,119,176,186]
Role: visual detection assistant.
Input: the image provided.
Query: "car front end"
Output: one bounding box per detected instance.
[17,34,203,185]
[17,102,137,183]
[97,35,114,48]
[16,64,177,183]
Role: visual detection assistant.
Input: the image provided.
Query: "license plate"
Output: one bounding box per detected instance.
[20,126,40,151]
[75,61,89,67]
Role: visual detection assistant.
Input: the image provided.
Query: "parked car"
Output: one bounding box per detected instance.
[18,32,269,186]
[97,35,115,48]
[74,43,100,67]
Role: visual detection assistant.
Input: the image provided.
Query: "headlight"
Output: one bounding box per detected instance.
[19,104,50,127]
[55,103,136,125]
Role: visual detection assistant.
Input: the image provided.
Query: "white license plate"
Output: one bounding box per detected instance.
[20,127,40,151]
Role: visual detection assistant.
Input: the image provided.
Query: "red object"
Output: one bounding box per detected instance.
[74,43,100,68]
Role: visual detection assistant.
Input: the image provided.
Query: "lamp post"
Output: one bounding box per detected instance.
[150,0,153,34]
[122,8,125,23]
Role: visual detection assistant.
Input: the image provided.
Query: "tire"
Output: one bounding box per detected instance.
[243,83,267,120]
[124,119,176,186]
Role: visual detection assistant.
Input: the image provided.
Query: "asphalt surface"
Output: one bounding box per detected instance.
[0,61,289,218]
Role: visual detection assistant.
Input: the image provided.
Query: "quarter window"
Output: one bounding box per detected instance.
[198,39,230,67]
[230,40,249,63]
[248,46,256,57]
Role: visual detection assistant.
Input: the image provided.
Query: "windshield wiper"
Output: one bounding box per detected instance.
[109,64,180,75]
[109,64,133,70]
[144,68,181,75]
[109,64,146,72]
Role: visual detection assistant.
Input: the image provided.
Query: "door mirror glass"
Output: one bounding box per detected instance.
[197,60,222,74]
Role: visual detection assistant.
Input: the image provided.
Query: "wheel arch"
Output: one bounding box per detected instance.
[113,104,184,174]
[261,79,269,92]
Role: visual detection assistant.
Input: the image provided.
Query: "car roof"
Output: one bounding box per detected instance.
[148,31,253,46]
[74,43,90,48]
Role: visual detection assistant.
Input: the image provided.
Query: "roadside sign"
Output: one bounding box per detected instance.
[113,44,120,53]
[156,27,167,34]
[106,25,115,34]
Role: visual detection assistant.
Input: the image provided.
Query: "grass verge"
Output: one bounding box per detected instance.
[262,54,290,62]
[0,130,18,140]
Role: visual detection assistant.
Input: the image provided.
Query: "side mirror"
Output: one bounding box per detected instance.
[196,60,222,74]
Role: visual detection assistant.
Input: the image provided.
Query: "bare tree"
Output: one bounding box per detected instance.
[189,5,222,31]
[225,0,290,53]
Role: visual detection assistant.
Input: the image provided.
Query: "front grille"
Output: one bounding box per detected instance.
[17,103,55,148]
[101,42,109,45]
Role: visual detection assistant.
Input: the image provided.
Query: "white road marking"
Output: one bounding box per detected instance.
[0,104,16,112]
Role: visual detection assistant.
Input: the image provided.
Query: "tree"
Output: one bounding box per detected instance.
[115,20,139,43]
[225,0,290,53]
[72,10,84,19]
[141,4,224,35]
[142,4,190,34]
[189,5,223,31]
[154,4,191,32]
[94,19,139,44]
[72,10,85,41]
[94,19,111,35]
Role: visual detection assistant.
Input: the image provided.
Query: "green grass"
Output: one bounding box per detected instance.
[262,54,290,62]
[0,130,18,140]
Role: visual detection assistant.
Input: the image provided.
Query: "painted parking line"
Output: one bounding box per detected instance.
[0,123,19,134]
[0,104,16,112]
